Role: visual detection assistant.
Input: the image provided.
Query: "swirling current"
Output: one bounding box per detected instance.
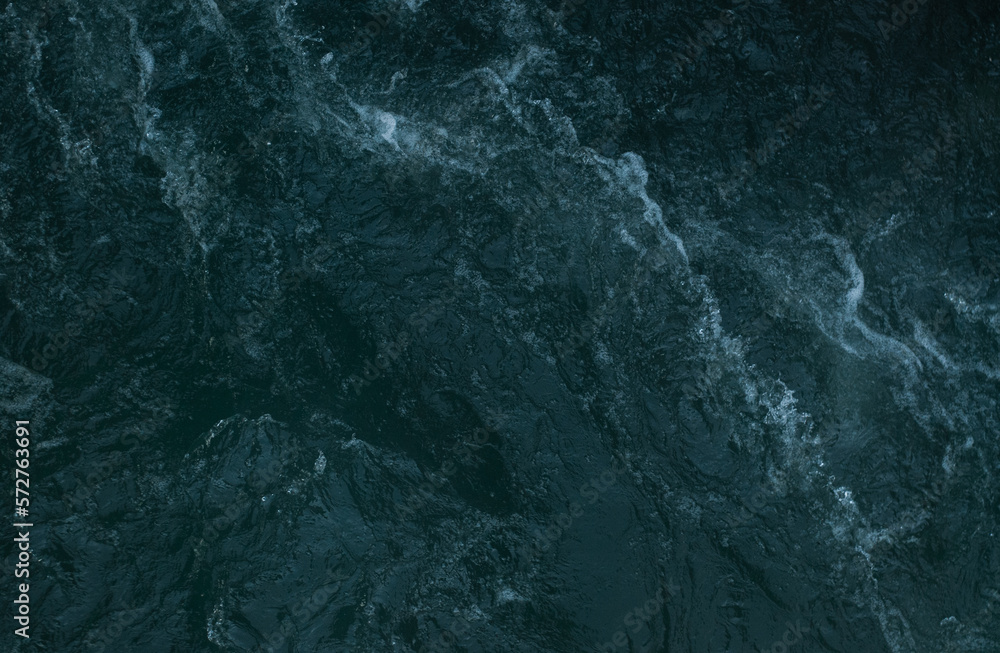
[1,0,999,651]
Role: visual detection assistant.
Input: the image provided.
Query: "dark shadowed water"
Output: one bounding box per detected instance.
[1,0,999,651]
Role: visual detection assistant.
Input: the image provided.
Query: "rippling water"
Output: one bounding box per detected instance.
[1,0,999,651]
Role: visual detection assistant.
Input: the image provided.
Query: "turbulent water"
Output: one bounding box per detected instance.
[1,0,999,651]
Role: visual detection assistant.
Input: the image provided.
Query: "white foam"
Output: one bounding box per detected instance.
[314,451,327,474]
[613,153,688,264]
[377,111,399,148]
[137,44,154,81]
[913,322,957,370]
[495,587,526,604]
[801,235,923,377]
[617,226,641,252]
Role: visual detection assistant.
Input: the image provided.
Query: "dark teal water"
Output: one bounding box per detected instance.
[1,0,999,651]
